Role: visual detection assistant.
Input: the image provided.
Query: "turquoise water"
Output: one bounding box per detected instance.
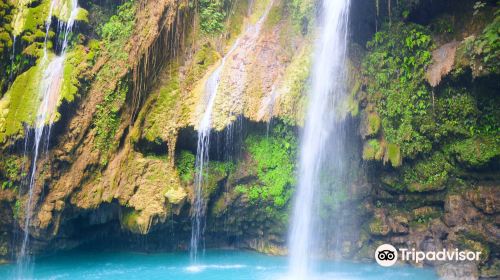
[0,250,438,280]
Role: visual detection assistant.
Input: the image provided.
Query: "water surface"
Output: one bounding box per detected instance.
[0,250,438,279]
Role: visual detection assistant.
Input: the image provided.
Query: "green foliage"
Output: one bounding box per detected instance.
[239,124,297,209]
[184,44,219,88]
[472,10,500,74]
[287,0,314,34]
[403,152,453,192]
[99,1,136,42]
[0,0,13,55]
[93,81,128,159]
[13,199,21,218]
[363,22,434,159]
[199,0,226,34]
[448,135,500,168]
[98,0,136,62]
[429,15,454,35]
[176,150,195,183]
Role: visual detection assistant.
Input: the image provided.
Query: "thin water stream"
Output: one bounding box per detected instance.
[16,0,80,276]
[190,0,275,263]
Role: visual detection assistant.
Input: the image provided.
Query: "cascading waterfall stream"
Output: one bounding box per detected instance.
[190,38,241,263]
[288,0,350,279]
[16,0,80,276]
[190,0,275,263]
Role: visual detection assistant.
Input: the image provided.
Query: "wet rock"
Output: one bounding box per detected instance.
[443,194,480,227]
[436,262,479,280]
[465,186,499,215]
[480,259,500,279]
[165,187,187,204]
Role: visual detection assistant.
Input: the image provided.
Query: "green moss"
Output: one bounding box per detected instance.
[93,80,128,160]
[404,152,453,192]
[411,206,441,223]
[204,160,234,197]
[368,113,381,135]
[264,1,282,29]
[16,0,49,35]
[142,65,180,143]
[448,135,500,168]
[184,44,219,89]
[0,61,45,143]
[175,150,195,184]
[386,143,401,167]
[276,43,312,125]
[0,45,89,143]
[60,46,87,101]
[363,139,383,161]
[12,199,21,219]
[287,0,314,34]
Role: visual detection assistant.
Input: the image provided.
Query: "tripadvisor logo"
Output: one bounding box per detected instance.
[375,244,482,267]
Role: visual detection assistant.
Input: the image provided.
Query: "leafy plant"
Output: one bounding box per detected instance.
[176,150,195,183]
[473,10,500,74]
[94,81,128,161]
[363,22,434,159]
[239,124,297,209]
[199,0,226,34]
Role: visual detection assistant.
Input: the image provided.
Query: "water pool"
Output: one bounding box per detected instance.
[0,250,438,280]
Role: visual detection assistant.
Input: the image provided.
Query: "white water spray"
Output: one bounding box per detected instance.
[288,0,350,279]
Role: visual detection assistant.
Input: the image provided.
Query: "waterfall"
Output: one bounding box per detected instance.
[288,0,350,279]
[190,0,275,262]
[190,37,241,263]
[16,0,79,276]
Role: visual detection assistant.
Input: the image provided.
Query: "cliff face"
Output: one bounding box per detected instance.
[0,0,498,278]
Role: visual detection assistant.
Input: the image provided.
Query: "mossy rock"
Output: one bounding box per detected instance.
[411,206,441,222]
[275,43,312,125]
[458,236,490,264]
[480,259,500,278]
[404,152,453,192]
[362,139,383,161]
[142,65,181,143]
[361,112,381,137]
[0,61,45,143]
[52,0,88,23]
[368,216,390,236]
[0,47,88,143]
[164,187,187,204]
[448,135,500,168]
[12,0,49,36]
[120,208,147,234]
[385,143,401,167]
